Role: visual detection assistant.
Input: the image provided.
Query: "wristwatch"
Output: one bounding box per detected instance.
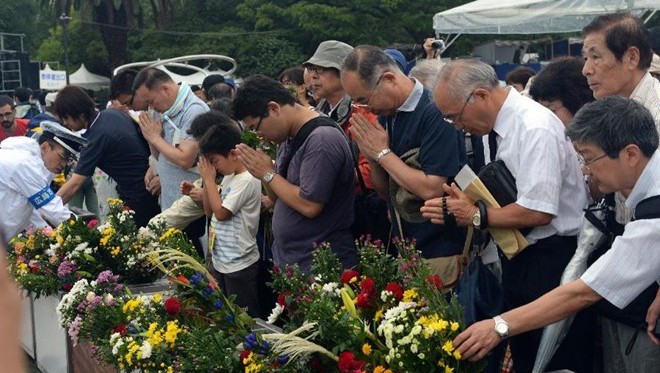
[375,148,392,165]
[472,208,481,228]
[262,171,276,184]
[493,315,509,340]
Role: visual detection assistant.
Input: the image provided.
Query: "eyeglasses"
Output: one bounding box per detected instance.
[578,153,607,173]
[306,66,330,75]
[444,91,475,127]
[1,111,14,119]
[352,74,385,109]
[255,115,266,132]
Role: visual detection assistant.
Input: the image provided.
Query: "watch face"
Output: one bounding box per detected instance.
[495,322,508,334]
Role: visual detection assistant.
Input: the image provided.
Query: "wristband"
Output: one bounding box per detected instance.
[474,199,488,229]
[375,148,392,165]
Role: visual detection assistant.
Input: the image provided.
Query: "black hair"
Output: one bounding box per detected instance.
[191,85,201,92]
[582,12,652,70]
[132,67,174,91]
[198,113,242,157]
[52,85,96,123]
[530,58,595,116]
[14,87,32,102]
[232,74,296,120]
[188,110,240,140]
[202,74,226,93]
[279,67,305,85]
[505,66,536,87]
[342,45,399,87]
[567,96,658,158]
[0,95,15,109]
[207,83,233,101]
[110,69,138,99]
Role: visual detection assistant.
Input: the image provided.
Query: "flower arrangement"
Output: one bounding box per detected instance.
[258,239,485,372]
[242,130,277,160]
[7,198,202,296]
[56,250,255,372]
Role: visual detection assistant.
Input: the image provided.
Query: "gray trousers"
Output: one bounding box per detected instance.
[602,317,660,373]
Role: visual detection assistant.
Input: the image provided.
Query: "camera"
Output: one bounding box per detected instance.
[431,39,446,50]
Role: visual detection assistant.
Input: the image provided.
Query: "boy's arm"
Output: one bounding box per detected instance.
[199,156,233,221]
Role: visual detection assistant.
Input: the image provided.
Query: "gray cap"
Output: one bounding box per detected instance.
[304,40,354,70]
[40,121,87,160]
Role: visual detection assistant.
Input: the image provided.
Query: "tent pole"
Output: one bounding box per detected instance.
[644,10,656,24]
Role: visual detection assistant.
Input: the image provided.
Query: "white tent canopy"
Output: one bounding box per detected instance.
[433,0,658,35]
[69,63,111,91]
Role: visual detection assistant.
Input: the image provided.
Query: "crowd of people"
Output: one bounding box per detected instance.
[0,11,659,373]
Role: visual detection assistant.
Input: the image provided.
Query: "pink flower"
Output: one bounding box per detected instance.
[87,219,99,228]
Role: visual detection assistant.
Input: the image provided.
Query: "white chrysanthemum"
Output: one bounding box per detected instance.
[112,338,124,355]
[139,341,152,359]
[267,303,285,324]
[109,332,120,345]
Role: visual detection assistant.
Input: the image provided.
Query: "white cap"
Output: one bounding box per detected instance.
[40,121,87,160]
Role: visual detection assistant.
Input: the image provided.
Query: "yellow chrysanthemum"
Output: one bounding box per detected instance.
[442,340,455,354]
[453,349,462,360]
[152,293,162,303]
[374,366,386,373]
[450,321,460,332]
[403,289,418,302]
[362,343,372,356]
[164,320,181,347]
[374,308,384,322]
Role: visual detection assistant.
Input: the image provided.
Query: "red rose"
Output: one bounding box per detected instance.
[164,297,181,315]
[340,270,360,285]
[355,292,371,308]
[87,219,99,228]
[427,274,443,289]
[337,351,365,372]
[276,291,290,307]
[113,324,127,336]
[360,277,375,296]
[62,283,73,292]
[385,282,404,301]
[239,349,251,365]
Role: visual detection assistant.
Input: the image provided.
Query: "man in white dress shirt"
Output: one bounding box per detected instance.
[424,59,591,372]
[452,97,660,372]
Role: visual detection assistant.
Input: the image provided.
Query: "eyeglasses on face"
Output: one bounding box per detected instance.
[1,111,14,119]
[351,74,385,109]
[578,153,608,173]
[306,66,331,75]
[443,91,475,127]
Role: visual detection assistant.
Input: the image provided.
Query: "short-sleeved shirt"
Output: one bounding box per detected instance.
[271,117,357,272]
[75,109,151,199]
[581,150,660,309]
[382,80,467,258]
[210,171,261,274]
[0,119,28,141]
[157,91,209,209]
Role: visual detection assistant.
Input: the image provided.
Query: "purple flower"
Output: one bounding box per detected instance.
[214,299,223,309]
[96,270,116,284]
[57,261,77,278]
[202,286,213,297]
[68,315,83,346]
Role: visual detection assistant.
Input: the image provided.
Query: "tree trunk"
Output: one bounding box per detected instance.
[94,0,128,71]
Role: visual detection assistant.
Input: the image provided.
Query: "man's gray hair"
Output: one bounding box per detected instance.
[409,59,445,91]
[566,96,658,158]
[436,59,499,102]
[342,45,400,88]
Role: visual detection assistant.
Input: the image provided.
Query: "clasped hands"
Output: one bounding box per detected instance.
[235,144,274,180]
[420,182,477,227]
[348,113,389,160]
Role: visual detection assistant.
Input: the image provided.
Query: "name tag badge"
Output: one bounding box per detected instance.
[28,186,56,209]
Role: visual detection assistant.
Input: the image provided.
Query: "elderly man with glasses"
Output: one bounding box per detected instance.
[341,45,467,286]
[424,59,593,372]
[0,95,28,141]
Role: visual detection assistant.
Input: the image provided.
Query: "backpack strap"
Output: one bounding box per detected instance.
[280,118,343,178]
[632,195,660,220]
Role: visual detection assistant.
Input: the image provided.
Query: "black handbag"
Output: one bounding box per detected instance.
[477,160,518,207]
[478,160,531,236]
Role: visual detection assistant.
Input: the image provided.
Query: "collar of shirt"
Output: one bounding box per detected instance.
[492,86,517,140]
[396,78,424,113]
[629,72,657,102]
[626,150,660,209]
